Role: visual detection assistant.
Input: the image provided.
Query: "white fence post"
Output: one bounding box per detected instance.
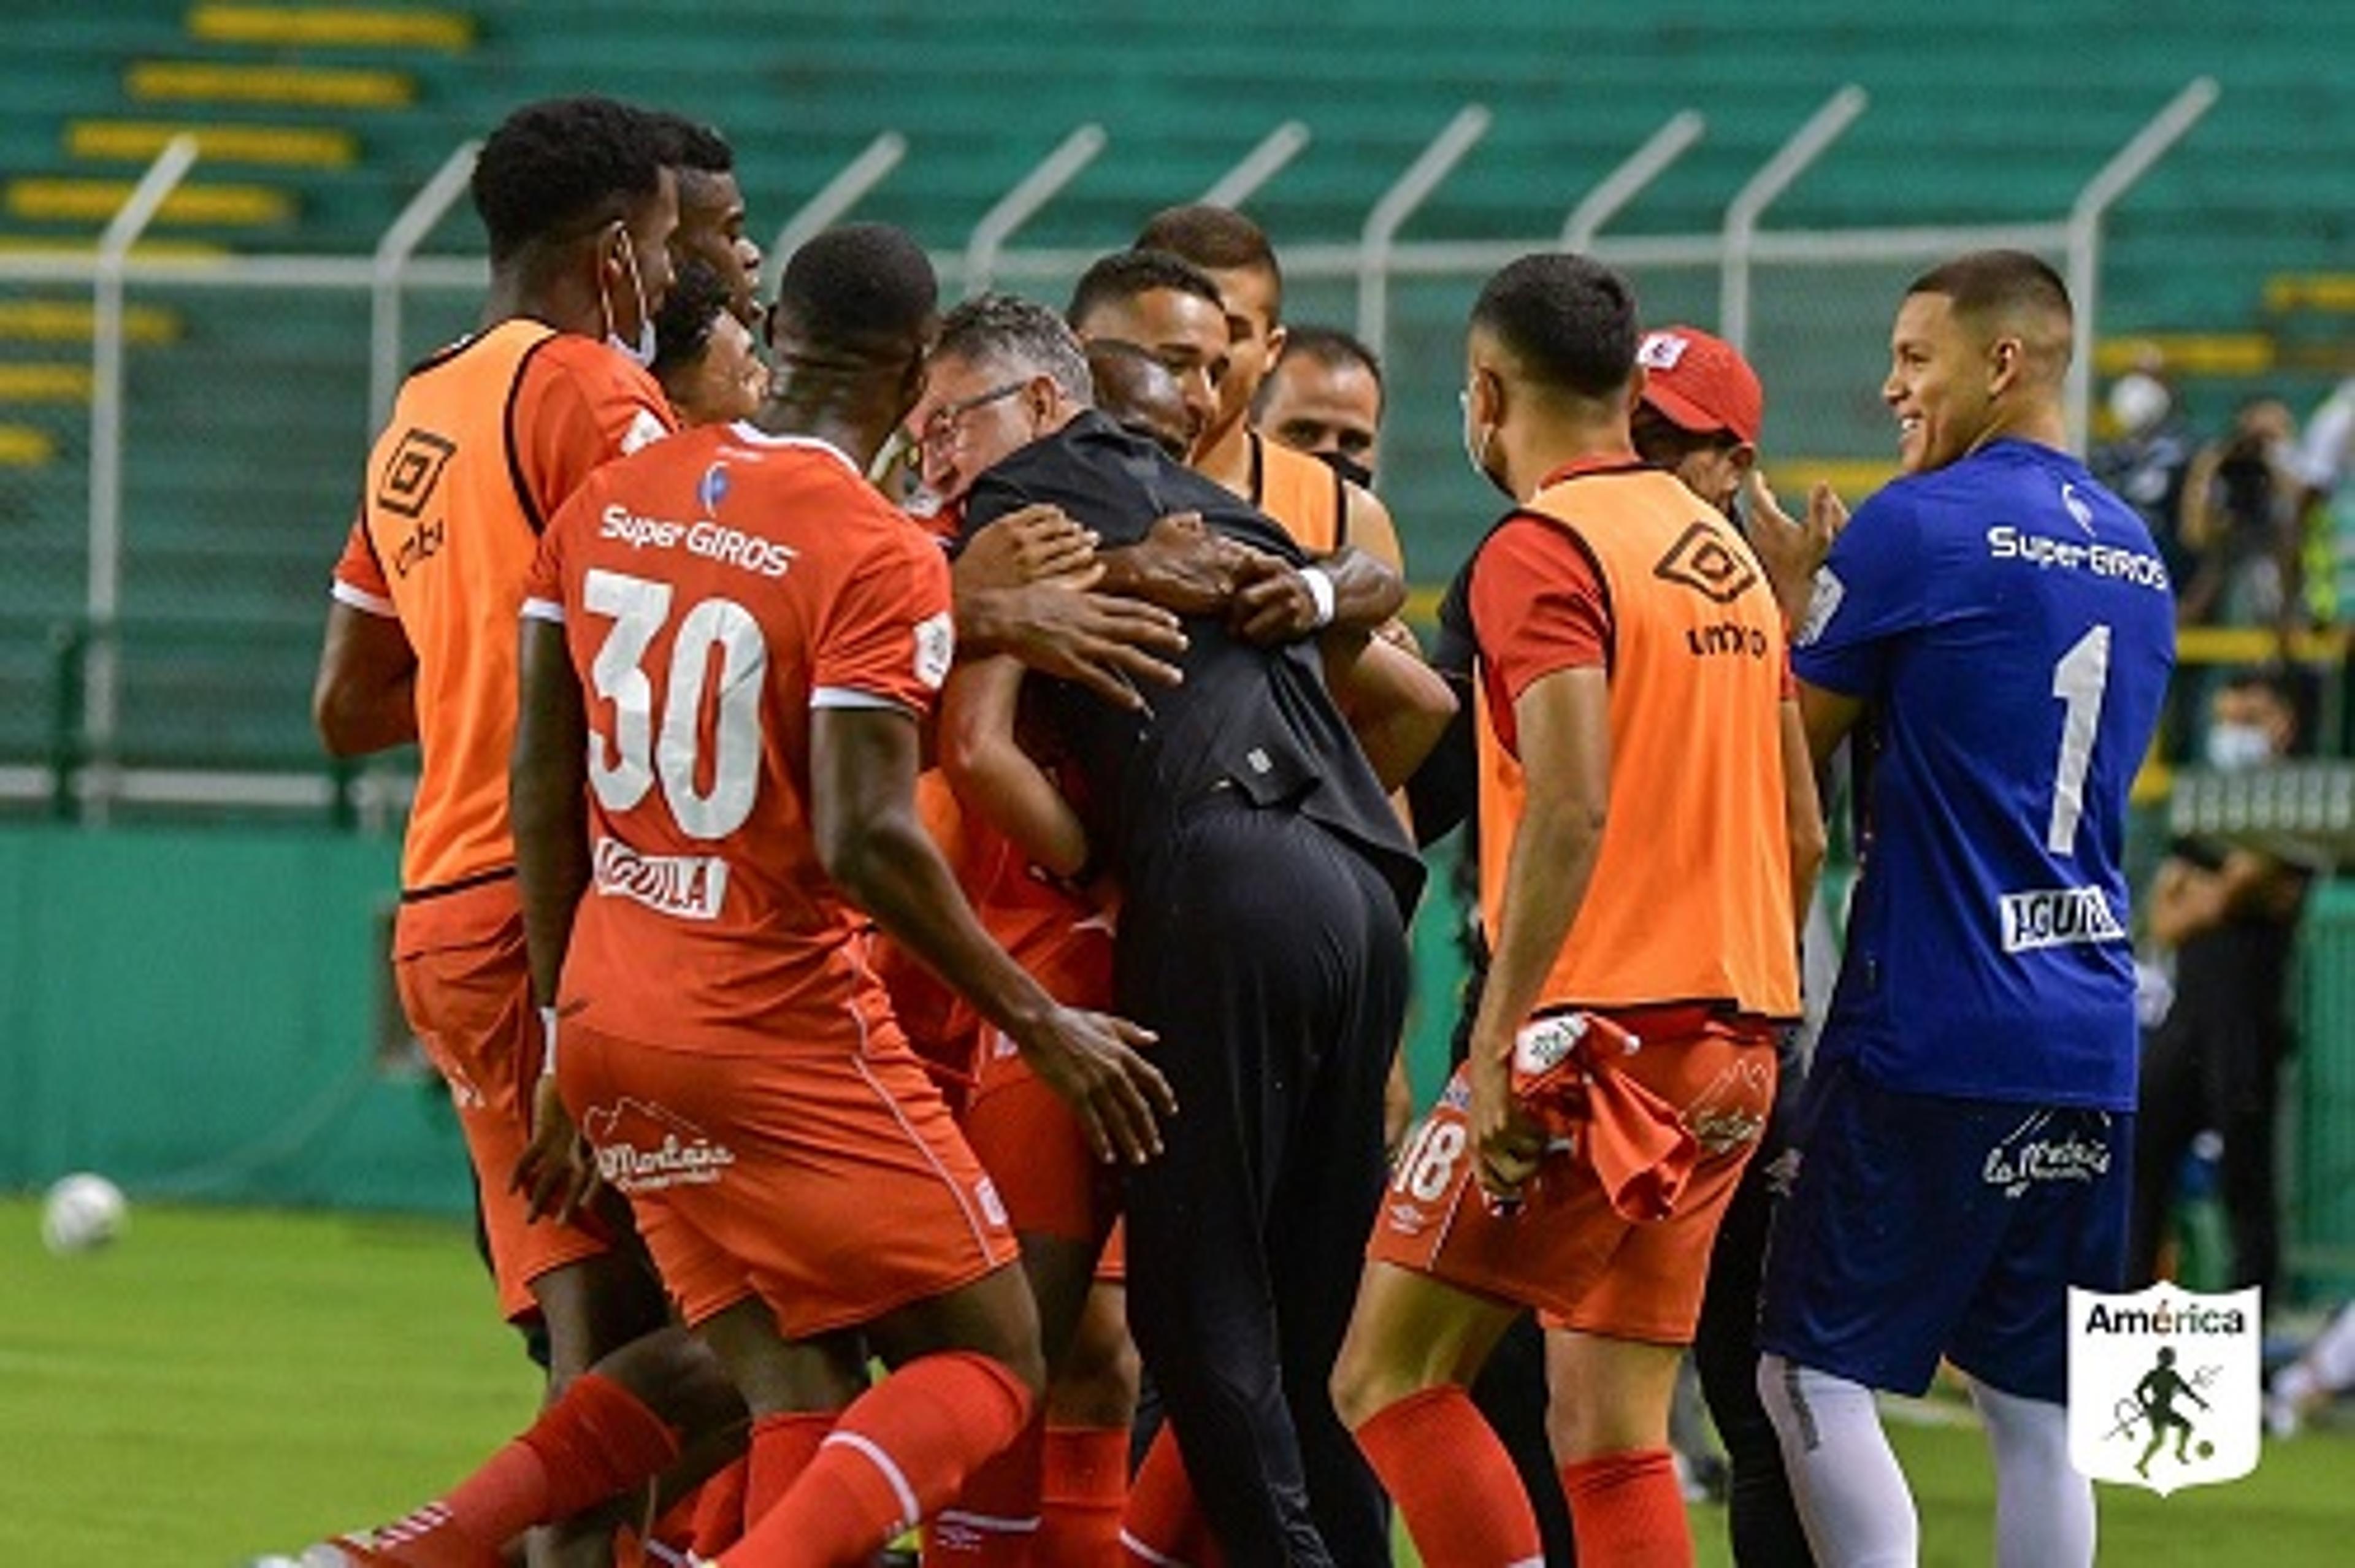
[2065,78,2219,451]
[960,126,1107,298]
[1561,111,1706,253]
[1201,122,1311,208]
[85,134,199,804]
[767,131,908,291]
[369,139,483,432]
[1357,106,1490,364]
[1720,86,1867,350]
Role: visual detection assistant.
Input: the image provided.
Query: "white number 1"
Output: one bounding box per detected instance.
[2046,625,2112,855]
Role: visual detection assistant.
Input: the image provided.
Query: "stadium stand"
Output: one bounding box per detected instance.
[1,0,2351,774]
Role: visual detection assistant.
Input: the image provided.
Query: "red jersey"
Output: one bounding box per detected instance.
[525,421,955,1055]
[333,321,675,895]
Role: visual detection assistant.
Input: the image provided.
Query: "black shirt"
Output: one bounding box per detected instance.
[962,411,1423,914]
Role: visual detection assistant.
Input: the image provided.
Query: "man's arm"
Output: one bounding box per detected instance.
[1465,666,1612,1197]
[313,602,418,756]
[938,653,1091,879]
[1320,627,1458,793]
[508,614,595,1219]
[813,705,1173,1163]
[1797,679,1866,774]
[1228,542,1406,644]
[1779,697,1827,932]
[1342,481,1406,575]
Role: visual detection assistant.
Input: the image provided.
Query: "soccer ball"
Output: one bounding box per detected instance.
[40,1172,127,1255]
[2196,1439,2216,1460]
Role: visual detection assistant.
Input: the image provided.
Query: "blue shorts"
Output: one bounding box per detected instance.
[1756,1060,2132,1404]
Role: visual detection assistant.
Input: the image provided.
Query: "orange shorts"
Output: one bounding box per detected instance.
[394,877,611,1323]
[962,912,1119,1249]
[1368,1020,1777,1344]
[561,1016,1017,1335]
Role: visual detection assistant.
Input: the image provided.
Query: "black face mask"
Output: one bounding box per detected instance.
[1314,448,1374,492]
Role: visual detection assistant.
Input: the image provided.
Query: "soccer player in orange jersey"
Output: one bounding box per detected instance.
[1330,254,1823,1568]
[510,224,1173,1568]
[309,97,755,1568]
[1133,205,1403,572]
[648,113,762,327]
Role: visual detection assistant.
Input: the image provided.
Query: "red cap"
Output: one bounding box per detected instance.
[1636,326,1763,446]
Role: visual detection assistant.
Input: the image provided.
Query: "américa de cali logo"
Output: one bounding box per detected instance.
[2069,1282,2259,1495]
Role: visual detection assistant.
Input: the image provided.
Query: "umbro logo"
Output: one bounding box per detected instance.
[1652,520,1758,605]
[375,427,454,521]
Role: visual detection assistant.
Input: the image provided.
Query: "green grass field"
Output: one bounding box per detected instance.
[4,1196,2351,1563]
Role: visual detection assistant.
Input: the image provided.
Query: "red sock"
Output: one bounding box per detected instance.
[688,1455,752,1556]
[1559,1448,1691,1568]
[1353,1385,1542,1567]
[744,1411,835,1523]
[1035,1425,1127,1568]
[364,1372,681,1568]
[924,1407,1045,1565]
[1118,1426,1220,1567]
[722,1352,1032,1568]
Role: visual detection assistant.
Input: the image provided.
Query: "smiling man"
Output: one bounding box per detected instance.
[1755,250,2177,1568]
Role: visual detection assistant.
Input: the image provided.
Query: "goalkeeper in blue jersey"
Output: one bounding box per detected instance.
[1754,250,2175,1568]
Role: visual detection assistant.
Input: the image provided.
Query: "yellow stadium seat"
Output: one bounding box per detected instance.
[187,4,474,52]
[68,120,358,169]
[0,365,96,403]
[2264,274,2355,313]
[0,425,58,466]
[7,178,294,227]
[0,237,226,261]
[127,61,415,109]
[2093,334,2275,378]
[1773,457,1900,500]
[0,300,182,346]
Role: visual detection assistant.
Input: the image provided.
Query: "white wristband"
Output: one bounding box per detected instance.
[538,1005,560,1079]
[1300,565,1337,630]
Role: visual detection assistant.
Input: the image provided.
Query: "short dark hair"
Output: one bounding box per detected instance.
[646,110,735,175]
[1907,249,2072,330]
[652,258,732,379]
[2220,665,2300,709]
[773,223,936,354]
[1276,325,1383,392]
[938,293,1092,404]
[1135,203,1281,303]
[471,96,663,264]
[1470,253,1639,401]
[1067,248,1225,331]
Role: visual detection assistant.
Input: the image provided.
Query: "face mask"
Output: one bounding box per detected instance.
[1314,448,1374,491]
[2205,721,2275,773]
[1460,387,1508,498]
[601,229,657,369]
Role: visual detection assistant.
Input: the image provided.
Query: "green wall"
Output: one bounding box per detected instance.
[0,824,473,1215]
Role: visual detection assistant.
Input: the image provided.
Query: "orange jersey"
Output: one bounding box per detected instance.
[1246,431,1346,556]
[1471,459,1798,1019]
[524,421,956,1055]
[333,321,675,894]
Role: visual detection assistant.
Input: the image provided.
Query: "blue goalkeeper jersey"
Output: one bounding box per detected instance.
[1794,438,2175,1109]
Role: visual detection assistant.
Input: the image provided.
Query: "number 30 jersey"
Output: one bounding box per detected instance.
[1794,439,2175,1109]
[524,421,954,1055]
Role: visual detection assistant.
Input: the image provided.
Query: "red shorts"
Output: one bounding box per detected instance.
[1368,1018,1777,1344]
[961,911,1119,1249]
[561,1015,1017,1335]
[394,878,611,1323]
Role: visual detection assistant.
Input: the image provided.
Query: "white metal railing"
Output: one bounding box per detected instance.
[0,80,2218,814]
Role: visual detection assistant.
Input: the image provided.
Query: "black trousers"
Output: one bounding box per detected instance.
[2129,1006,2286,1301]
[1120,797,1410,1568]
[1692,1031,1816,1567]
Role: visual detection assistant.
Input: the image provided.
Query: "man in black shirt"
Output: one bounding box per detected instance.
[919,291,1442,1567]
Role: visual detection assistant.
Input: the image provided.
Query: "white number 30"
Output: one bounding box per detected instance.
[582,567,767,840]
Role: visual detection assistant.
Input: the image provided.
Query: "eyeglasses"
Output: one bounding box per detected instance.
[918,380,1027,450]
